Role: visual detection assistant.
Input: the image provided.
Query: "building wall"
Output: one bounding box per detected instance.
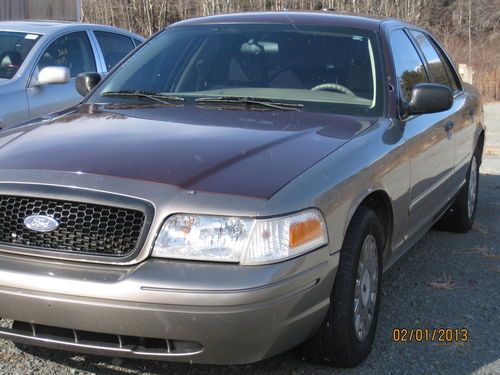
[0,0,79,22]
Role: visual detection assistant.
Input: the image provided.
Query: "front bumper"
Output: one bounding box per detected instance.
[0,249,338,365]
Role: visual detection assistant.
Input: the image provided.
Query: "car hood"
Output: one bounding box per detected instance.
[0,104,375,198]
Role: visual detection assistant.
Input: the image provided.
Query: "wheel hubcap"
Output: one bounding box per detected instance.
[468,156,478,219]
[354,234,378,342]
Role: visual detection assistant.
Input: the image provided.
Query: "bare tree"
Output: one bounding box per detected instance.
[81,0,500,99]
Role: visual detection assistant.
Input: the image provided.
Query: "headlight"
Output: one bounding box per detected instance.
[153,215,253,263]
[152,209,328,265]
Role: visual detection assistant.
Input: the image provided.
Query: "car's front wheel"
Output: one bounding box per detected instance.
[302,206,383,366]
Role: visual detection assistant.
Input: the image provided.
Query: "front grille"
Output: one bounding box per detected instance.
[0,195,146,257]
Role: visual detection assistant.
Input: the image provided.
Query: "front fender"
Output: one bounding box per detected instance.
[260,119,410,268]
[0,88,30,129]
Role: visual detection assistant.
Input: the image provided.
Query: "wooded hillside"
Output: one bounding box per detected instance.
[81,0,500,99]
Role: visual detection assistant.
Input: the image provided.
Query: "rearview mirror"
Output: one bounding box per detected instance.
[240,41,279,54]
[37,66,70,85]
[406,83,453,116]
[76,72,101,97]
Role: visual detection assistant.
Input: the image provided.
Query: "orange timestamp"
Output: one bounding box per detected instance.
[392,328,469,343]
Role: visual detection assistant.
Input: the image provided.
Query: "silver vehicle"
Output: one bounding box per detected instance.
[0,12,484,367]
[0,21,144,129]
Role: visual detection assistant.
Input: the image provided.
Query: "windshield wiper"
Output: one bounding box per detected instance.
[101,90,185,104]
[195,96,303,111]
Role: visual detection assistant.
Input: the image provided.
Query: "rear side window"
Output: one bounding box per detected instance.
[94,31,135,71]
[410,30,456,91]
[426,34,462,92]
[38,31,96,77]
[133,38,142,47]
[389,30,428,101]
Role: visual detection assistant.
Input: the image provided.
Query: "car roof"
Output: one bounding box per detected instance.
[173,11,406,31]
[0,20,143,38]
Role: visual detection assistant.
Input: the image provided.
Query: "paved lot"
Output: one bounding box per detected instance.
[0,104,499,375]
[481,102,500,175]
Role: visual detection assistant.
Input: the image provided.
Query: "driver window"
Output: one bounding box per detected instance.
[38,32,96,78]
[389,29,428,101]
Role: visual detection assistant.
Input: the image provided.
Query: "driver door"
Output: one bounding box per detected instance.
[26,31,97,120]
[390,29,455,238]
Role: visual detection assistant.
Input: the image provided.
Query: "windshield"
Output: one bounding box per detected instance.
[0,31,40,79]
[89,24,383,116]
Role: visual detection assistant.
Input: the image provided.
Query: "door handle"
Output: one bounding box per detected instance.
[444,121,454,132]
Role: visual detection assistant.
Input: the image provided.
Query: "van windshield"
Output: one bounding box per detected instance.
[90,24,383,116]
[0,31,40,79]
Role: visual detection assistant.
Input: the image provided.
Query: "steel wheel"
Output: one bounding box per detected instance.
[354,234,378,342]
[467,155,478,219]
[301,207,383,366]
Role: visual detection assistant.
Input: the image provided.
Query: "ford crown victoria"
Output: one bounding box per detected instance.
[0,12,483,367]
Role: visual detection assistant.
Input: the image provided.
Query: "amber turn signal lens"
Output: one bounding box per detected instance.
[289,219,323,248]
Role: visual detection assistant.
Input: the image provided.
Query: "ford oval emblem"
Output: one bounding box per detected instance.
[23,215,59,233]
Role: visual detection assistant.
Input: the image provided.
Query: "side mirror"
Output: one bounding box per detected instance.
[75,72,101,97]
[406,83,453,116]
[37,66,70,85]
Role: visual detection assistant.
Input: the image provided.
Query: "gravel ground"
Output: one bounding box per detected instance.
[0,105,499,375]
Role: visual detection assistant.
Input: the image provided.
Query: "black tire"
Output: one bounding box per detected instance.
[434,150,480,233]
[301,207,384,367]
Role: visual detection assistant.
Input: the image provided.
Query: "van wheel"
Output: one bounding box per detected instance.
[301,207,383,367]
[434,152,479,233]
